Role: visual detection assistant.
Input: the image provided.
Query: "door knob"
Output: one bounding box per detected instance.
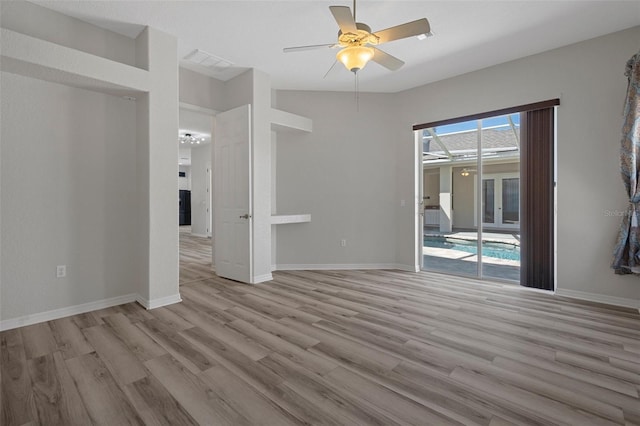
[239,214,252,219]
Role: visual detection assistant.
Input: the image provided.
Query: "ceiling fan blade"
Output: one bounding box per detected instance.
[283,43,337,53]
[371,47,404,71]
[329,5,357,33]
[374,18,431,44]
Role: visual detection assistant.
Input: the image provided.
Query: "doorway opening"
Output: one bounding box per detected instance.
[178,105,216,285]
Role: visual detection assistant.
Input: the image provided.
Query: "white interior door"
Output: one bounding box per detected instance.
[214,104,252,283]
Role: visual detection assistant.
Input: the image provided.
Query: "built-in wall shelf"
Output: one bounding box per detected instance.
[0,29,149,97]
[271,214,311,225]
[270,108,312,133]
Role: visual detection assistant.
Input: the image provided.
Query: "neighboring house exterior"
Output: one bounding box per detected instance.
[422,119,520,232]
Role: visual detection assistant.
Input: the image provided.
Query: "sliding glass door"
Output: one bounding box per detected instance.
[417,100,558,289]
[421,114,521,282]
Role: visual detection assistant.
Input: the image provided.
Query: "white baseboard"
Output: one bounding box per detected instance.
[136,293,182,310]
[0,293,137,331]
[275,263,415,271]
[252,273,273,284]
[190,233,209,238]
[555,288,640,310]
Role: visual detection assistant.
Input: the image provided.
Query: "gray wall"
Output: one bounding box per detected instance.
[1,73,138,320]
[276,26,640,305]
[1,2,181,325]
[274,91,399,268]
[397,26,640,304]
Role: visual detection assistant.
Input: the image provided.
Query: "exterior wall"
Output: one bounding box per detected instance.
[398,26,640,305]
[423,171,440,207]
[451,162,520,229]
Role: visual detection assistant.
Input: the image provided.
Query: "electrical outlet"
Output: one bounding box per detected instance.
[56,265,66,278]
[340,239,347,247]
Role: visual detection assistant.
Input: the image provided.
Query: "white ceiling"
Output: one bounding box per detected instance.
[34,1,640,93]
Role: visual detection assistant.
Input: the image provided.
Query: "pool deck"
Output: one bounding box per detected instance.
[424,230,520,246]
[423,230,520,282]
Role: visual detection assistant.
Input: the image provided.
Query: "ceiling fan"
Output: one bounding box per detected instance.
[283,0,431,74]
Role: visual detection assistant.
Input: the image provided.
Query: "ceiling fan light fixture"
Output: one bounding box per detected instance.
[336,45,374,73]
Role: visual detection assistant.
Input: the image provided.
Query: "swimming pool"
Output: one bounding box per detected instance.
[424,236,520,261]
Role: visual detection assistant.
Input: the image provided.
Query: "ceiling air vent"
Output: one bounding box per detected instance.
[183,49,233,73]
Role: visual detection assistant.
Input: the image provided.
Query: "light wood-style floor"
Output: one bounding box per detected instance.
[2,231,640,425]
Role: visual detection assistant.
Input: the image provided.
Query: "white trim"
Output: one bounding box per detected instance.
[179,101,217,116]
[252,273,273,284]
[275,263,417,272]
[136,293,182,310]
[190,232,209,238]
[0,293,137,331]
[555,288,640,311]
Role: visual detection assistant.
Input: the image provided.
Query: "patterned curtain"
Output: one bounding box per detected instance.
[612,50,640,274]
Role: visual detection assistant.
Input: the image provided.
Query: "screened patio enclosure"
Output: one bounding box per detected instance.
[421,113,521,282]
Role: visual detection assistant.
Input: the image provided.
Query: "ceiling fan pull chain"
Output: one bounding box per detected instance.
[355,72,360,112]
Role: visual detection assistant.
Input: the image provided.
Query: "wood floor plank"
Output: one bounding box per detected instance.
[71,312,102,330]
[280,317,402,373]
[449,366,622,426]
[145,354,251,425]
[48,317,94,360]
[200,364,302,426]
[20,322,58,359]
[2,230,639,426]
[27,351,92,425]
[65,352,145,425]
[123,375,198,426]
[226,305,321,348]
[325,366,467,425]
[226,318,336,375]
[82,325,148,386]
[102,313,167,362]
[473,357,626,423]
[179,319,271,362]
[146,306,194,332]
[491,356,640,422]
[495,351,639,398]
[259,352,402,426]
[136,319,215,374]
[1,329,37,426]
[118,303,155,324]
[179,285,233,312]
[389,360,524,426]
[172,293,238,324]
[555,350,640,385]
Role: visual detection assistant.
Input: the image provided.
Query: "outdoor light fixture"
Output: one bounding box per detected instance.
[337,45,374,73]
[179,133,205,145]
[460,168,470,177]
